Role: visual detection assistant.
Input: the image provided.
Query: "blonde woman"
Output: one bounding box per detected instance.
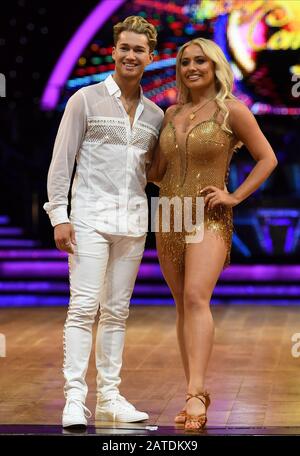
[147,38,277,431]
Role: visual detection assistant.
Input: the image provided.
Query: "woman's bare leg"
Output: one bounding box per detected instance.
[183,230,227,422]
[156,233,188,384]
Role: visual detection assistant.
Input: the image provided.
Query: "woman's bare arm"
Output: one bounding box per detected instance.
[228,100,278,204]
[146,105,178,184]
[202,100,278,209]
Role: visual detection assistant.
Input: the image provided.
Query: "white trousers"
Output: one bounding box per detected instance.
[63,218,146,402]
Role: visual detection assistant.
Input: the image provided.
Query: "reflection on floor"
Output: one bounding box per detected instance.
[1,306,300,432]
[1,424,300,436]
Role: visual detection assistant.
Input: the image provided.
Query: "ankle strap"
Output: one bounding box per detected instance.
[186,391,210,406]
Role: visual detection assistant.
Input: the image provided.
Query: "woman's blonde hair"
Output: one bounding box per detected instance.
[113,16,157,53]
[176,38,238,136]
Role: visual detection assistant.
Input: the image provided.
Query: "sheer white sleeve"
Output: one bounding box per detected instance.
[43,90,86,227]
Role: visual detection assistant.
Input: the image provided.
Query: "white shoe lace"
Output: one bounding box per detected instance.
[108,397,133,421]
[99,394,134,408]
[115,394,135,409]
[67,398,92,418]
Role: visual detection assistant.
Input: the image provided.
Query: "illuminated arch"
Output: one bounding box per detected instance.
[40,0,126,110]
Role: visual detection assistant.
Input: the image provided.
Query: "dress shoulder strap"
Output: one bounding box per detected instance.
[211,105,220,121]
[170,104,183,121]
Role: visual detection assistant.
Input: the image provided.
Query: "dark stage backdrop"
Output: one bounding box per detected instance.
[0,0,299,265]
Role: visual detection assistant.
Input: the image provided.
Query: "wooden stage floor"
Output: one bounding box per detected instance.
[1,305,300,431]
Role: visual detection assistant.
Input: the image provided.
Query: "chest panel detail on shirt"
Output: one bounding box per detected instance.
[85,117,127,145]
[84,117,159,152]
[131,121,158,151]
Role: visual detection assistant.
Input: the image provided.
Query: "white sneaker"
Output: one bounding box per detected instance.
[95,395,149,423]
[114,394,135,410]
[62,398,92,428]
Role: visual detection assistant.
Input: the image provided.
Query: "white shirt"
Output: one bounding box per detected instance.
[43,74,164,235]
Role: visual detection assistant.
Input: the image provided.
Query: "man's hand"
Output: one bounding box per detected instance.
[54,223,76,254]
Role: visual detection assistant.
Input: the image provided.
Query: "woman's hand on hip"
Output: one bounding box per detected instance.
[200,186,240,210]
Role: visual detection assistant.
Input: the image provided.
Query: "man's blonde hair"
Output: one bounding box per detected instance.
[113,16,157,53]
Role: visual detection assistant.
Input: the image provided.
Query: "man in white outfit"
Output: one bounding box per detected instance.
[44,16,164,428]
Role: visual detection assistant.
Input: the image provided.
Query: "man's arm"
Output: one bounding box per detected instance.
[43,90,86,253]
[43,90,86,227]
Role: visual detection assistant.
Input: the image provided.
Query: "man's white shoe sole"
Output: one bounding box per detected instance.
[62,414,87,428]
[95,409,149,423]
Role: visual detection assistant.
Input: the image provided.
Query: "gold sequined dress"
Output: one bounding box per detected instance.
[157,106,237,271]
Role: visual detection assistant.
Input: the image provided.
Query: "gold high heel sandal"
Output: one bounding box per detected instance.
[184,391,211,431]
[174,409,187,424]
[174,393,195,424]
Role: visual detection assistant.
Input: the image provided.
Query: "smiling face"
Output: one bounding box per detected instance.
[180,44,216,93]
[112,31,153,81]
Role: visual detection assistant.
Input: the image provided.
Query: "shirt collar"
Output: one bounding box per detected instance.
[105,73,144,105]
